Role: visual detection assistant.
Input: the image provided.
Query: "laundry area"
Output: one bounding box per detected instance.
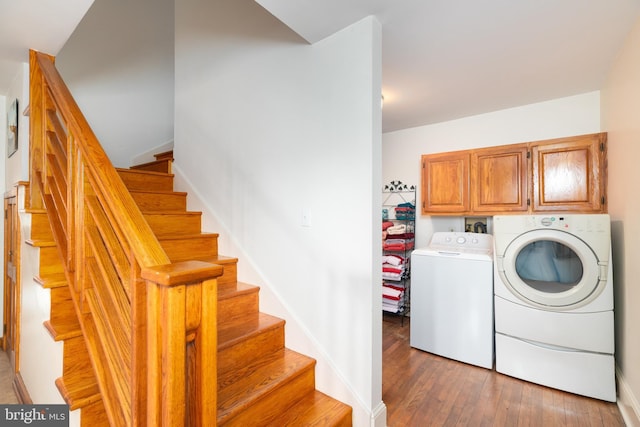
[381,129,630,425]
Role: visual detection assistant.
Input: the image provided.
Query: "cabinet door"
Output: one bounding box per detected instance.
[471,143,529,213]
[421,152,469,214]
[531,133,606,212]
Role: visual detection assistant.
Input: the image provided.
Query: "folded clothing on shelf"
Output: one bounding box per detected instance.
[394,202,415,220]
[382,283,405,313]
[387,224,406,235]
[383,239,415,251]
[382,254,404,266]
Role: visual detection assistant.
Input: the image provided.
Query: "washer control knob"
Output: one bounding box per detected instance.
[472,238,479,244]
[456,236,466,244]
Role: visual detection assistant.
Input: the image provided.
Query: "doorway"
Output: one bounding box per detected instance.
[3,188,20,373]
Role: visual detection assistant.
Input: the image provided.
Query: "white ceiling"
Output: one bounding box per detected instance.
[0,0,94,95]
[258,0,640,132]
[2,0,640,133]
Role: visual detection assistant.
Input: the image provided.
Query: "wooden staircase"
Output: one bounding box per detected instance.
[31,151,352,425]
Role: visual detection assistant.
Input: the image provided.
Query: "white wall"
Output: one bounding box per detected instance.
[18,193,66,408]
[55,0,174,168]
[4,63,30,187]
[174,1,383,425]
[2,63,30,339]
[382,91,601,249]
[601,14,640,425]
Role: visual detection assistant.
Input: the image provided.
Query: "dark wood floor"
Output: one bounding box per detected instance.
[382,314,625,427]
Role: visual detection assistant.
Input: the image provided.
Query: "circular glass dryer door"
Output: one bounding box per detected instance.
[499,229,605,310]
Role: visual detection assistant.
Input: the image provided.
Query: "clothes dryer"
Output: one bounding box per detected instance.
[493,214,615,402]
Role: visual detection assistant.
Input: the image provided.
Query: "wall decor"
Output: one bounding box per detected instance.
[7,98,18,158]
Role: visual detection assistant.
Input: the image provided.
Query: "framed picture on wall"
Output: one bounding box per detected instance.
[7,98,18,158]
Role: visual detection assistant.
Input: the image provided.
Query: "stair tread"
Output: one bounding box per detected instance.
[218,281,259,300]
[24,208,47,214]
[26,239,56,248]
[115,167,174,177]
[129,189,187,196]
[143,211,202,216]
[217,348,316,422]
[272,390,352,426]
[153,150,174,161]
[130,158,173,173]
[44,319,82,341]
[35,273,67,289]
[55,375,102,410]
[157,232,219,240]
[218,312,284,350]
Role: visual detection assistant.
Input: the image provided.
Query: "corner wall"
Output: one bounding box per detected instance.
[55,0,174,167]
[174,1,383,425]
[601,14,640,425]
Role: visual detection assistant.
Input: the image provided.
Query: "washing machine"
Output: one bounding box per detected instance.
[410,232,494,369]
[493,214,615,402]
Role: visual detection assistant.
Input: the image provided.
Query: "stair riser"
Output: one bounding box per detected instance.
[130,159,172,174]
[220,368,316,427]
[217,262,237,286]
[130,192,187,211]
[117,170,174,192]
[218,291,258,322]
[160,235,219,261]
[62,336,98,385]
[56,335,103,411]
[218,326,284,380]
[38,246,64,276]
[144,213,202,236]
[30,212,54,241]
[80,400,111,427]
[49,286,80,327]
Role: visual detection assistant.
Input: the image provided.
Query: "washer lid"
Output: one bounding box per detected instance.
[496,229,608,310]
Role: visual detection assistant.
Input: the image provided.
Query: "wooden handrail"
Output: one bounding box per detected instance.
[29,50,221,425]
[31,51,169,268]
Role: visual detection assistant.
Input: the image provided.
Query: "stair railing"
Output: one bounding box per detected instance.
[29,50,221,426]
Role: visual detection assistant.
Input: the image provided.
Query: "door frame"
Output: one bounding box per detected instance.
[3,186,20,373]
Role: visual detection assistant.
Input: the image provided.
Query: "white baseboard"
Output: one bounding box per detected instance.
[370,401,387,427]
[617,366,640,427]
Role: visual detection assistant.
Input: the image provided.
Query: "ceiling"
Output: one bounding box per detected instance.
[0,0,94,95]
[258,0,640,132]
[2,0,640,133]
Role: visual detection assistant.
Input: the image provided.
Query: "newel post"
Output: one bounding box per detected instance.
[141,260,223,427]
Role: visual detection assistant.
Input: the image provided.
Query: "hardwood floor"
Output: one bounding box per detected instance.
[382,314,624,426]
[0,350,19,404]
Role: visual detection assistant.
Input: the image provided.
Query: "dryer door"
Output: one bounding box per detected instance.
[497,229,606,309]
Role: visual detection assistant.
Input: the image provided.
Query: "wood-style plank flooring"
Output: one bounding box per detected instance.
[383,314,624,427]
[0,350,19,403]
